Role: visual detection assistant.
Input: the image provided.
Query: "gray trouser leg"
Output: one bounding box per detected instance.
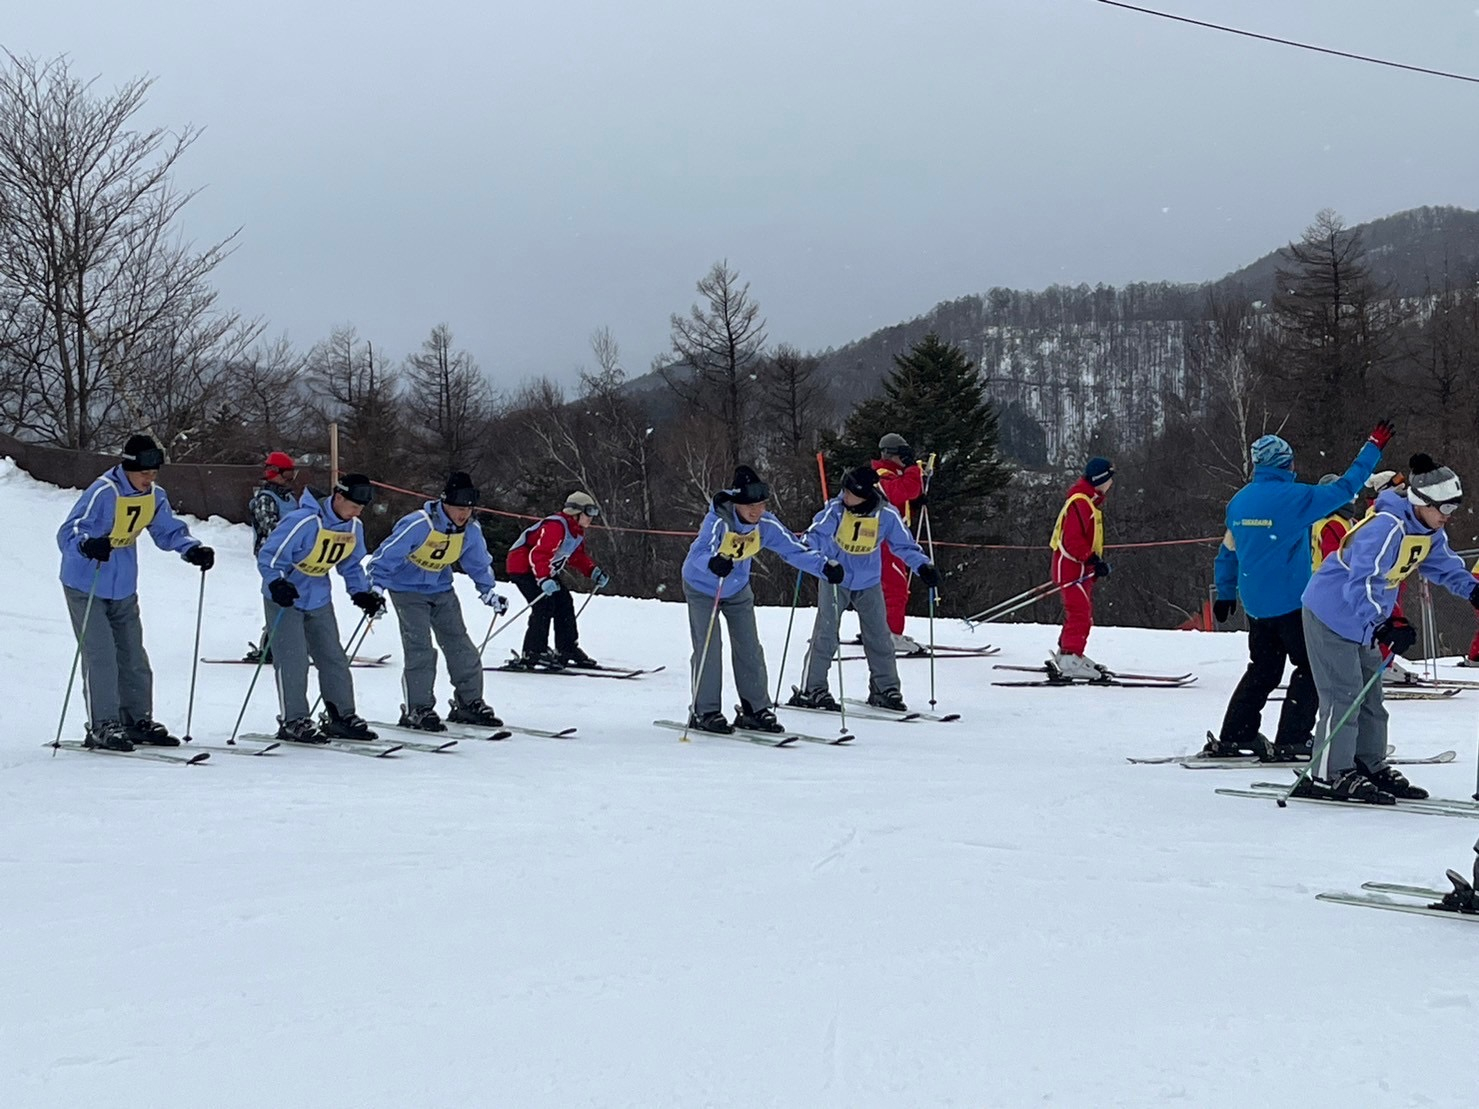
[392,591,438,709]
[801,584,847,693]
[685,584,727,716]
[67,586,120,727]
[305,604,355,717]
[723,586,770,712]
[430,591,483,706]
[1304,607,1388,779]
[853,585,901,694]
[108,592,153,725]
[268,601,310,720]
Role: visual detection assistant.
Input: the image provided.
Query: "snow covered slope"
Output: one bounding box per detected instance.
[1,458,1476,1107]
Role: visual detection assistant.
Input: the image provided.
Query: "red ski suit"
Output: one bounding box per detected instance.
[1050,477,1106,655]
[870,457,925,635]
[506,514,596,580]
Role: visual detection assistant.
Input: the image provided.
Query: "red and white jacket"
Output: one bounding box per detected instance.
[506,512,596,581]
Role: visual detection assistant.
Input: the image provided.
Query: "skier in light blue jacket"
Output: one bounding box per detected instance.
[787,466,936,713]
[57,433,214,751]
[1298,454,1479,804]
[366,472,509,732]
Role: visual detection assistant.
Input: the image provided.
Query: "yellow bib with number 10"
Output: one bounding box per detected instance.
[409,528,465,571]
[836,511,880,556]
[718,528,763,562]
[294,527,356,577]
[110,494,157,548]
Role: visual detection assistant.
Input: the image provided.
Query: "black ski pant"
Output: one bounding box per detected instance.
[511,572,580,656]
[1218,609,1319,749]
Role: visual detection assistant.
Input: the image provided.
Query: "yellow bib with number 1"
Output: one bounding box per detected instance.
[836,511,880,555]
[294,527,356,577]
[110,494,157,548]
[718,528,763,562]
[409,528,465,571]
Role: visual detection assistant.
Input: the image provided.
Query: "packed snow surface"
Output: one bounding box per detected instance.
[1,458,1476,1107]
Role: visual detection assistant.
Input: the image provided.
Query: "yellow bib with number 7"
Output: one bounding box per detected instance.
[836,511,880,556]
[409,528,465,571]
[110,494,157,548]
[294,527,356,577]
[717,528,763,562]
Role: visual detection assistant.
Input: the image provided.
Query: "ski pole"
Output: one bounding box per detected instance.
[228,606,286,746]
[1279,652,1396,808]
[963,579,1059,626]
[831,583,848,736]
[477,592,546,657]
[928,587,938,711]
[575,589,597,621]
[53,564,103,754]
[770,569,806,709]
[683,582,726,742]
[965,573,1094,627]
[307,611,372,720]
[181,567,207,744]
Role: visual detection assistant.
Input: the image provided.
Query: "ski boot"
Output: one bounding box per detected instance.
[1356,757,1429,800]
[277,716,328,744]
[1264,738,1311,764]
[687,710,735,734]
[787,687,841,712]
[320,704,379,741]
[125,717,181,747]
[1047,650,1108,682]
[892,633,927,657]
[1200,730,1268,759]
[448,698,503,728]
[866,682,909,712]
[1435,864,1479,915]
[511,648,565,671]
[733,699,785,734]
[398,704,447,733]
[1294,769,1396,805]
[84,720,134,752]
[559,648,600,669]
[243,641,272,665]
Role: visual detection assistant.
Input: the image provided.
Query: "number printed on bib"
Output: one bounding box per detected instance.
[110,494,157,548]
[1386,535,1431,585]
[294,527,356,577]
[836,511,880,556]
[717,527,763,562]
[409,528,465,571]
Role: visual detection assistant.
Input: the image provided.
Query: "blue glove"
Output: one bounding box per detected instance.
[539,578,561,597]
[591,567,611,591]
[481,587,509,614]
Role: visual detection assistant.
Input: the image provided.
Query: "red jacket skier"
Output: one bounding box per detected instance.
[1048,457,1114,680]
[871,432,926,653]
[505,491,610,669]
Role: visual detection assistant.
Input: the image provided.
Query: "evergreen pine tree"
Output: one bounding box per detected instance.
[822,333,1012,533]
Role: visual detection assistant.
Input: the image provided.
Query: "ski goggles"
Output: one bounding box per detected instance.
[334,478,375,506]
[1411,489,1462,516]
[443,486,480,508]
[567,503,600,518]
[123,447,166,470]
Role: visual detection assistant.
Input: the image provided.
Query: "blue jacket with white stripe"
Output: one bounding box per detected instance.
[803,495,927,591]
[680,495,827,597]
[256,490,369,611]
[366,500,497,596]
[56,466,202,599]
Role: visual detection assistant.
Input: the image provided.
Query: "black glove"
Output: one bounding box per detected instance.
[707,555,734,578]
[79,536,112,562]
[916,563,939,589]
[184,544,214,570]
[1088,555,1112,579]
[822,559,845,585]
[1469,583,1479,611]
[1213,598,1238,623]
[268,579,299,608]
[352,590,386,618]
[1375,615,1416,655]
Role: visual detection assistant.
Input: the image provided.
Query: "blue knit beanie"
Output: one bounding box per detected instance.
[1084,457,1114,485]
[1251,434,1293,470]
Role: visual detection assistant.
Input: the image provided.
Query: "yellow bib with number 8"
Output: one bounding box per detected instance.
[717,528,763,562]
[836,511,880,556]
[110,494,157,548]
[295,527,356,577]
[409,528,464,571]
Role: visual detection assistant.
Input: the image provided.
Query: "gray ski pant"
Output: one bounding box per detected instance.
[266,600,356,722]
[65,586,153,728]
[1303,607,1389,780]
[801,582,900,695]
[684,582,769,717]
[389,589,483,710]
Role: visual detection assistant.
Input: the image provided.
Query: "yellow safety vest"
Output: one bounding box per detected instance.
[1310,515,1351,571]
[1336,514,1431,587]
[1049,493,1103,557]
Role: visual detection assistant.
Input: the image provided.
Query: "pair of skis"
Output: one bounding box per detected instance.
[991,664,1196,689]
[490,652,664,681]
[1127,735,1456,769]
[652,719,852,748]
[835,644,1000,662]
[1319,841,1479,921]
[1217,779,1479,821]
[202,653,393,669]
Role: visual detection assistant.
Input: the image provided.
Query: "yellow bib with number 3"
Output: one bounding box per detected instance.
[409,528,465,571]
[110,494,157,548]
[717,527,763,562]
[294,527,356,577]
[836,511,880,556]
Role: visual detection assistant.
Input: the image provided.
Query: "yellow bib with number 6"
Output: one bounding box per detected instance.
[409,528,465,571]
[717,528,763,562]
[294,527,356,577]
[110,494,157,548]
[836,511,880,556]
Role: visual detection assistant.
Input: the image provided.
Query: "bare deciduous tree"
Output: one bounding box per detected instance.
[402,323,492,474]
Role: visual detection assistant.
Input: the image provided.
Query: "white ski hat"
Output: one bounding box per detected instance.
[1407,455,1462,511]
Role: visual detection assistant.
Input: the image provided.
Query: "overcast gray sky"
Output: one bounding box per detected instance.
[7,1,1479,386]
